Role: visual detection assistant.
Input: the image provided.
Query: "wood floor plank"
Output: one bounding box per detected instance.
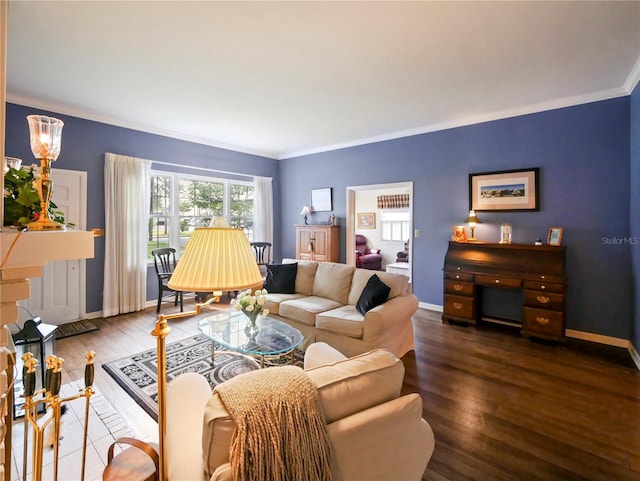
[52,305,640,480]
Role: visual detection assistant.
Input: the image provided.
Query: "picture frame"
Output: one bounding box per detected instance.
[452,225,467,242]
[357,212,376,229]
[547,227,563,246]
[469,168,540,212]
[311,188,332,212]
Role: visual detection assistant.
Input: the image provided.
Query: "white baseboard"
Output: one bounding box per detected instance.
[419,302,442,312]
[420,303,638,370]
[564,329,629,348]
[629,342,640,370]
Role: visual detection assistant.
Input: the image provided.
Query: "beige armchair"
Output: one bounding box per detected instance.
[166,344,435,481]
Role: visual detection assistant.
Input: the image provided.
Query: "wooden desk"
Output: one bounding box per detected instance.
[442,241,566,341]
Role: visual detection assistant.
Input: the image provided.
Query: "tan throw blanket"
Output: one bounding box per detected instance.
[214,365,332,481]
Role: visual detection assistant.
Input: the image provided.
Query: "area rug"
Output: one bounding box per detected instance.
[102,333,304,421]
[55,319,99,339]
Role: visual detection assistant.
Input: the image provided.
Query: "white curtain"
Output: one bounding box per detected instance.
[103,153,151,317]
[253,176,273,245]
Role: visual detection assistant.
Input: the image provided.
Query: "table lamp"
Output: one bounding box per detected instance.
[300,205,311,225]
[152,219,263,480]
[26,115,65,231]
[464,209,481,241]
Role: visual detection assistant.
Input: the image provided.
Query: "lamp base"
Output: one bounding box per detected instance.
[27,218,65,231]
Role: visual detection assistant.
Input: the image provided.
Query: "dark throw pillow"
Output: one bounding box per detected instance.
[356,274,391,315]
[264,263,298,294]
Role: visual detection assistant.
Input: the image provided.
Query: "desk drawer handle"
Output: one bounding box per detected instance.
[453,302,463,310]
[536,296,550,304]
[536,317,550,325]
[455,275,460,279]
[540,285,546,290]
[495,279,500,283]
[453,284,464,291]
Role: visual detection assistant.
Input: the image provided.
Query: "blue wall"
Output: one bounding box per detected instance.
[6,97,635,341]
[5,103,280,313]
[631,85,640,350]
[280,98,633,339]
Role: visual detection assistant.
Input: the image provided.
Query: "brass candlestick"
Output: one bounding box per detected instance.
[26,115,65,231]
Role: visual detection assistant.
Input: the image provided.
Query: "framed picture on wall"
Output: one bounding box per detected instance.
[469,168,540,211]
[311,188,332,212]
[357,212,376,229]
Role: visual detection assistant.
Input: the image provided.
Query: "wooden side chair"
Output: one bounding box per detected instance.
[250,242,272,278]
[151,248,183,313]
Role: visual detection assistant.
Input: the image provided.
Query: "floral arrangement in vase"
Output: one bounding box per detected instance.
[232,288,270,331]
[3,165,66,227]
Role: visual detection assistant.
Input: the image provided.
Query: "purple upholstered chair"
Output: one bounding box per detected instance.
[355,234,383,270]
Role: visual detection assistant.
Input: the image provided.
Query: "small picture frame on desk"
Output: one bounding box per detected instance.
[547,227,563,246]
[452,225,467,242]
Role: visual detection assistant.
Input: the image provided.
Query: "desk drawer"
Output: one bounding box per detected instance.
[523,290,564,311]
[444,271,474,282]
[444,279,474,296]
[444,294,475,320]
[523,281,564,293]
[475,275,522,289]
[522,307,564,340]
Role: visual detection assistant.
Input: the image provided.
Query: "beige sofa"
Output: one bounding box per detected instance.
[166,345,435,481]
[264,259,419,357]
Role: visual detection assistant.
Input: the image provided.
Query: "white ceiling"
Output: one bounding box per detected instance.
[7,1,640,160]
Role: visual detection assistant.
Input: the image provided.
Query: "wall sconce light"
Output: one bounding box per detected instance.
[26,115,65,231]
[300,205,311,225]
[464,209,481,241]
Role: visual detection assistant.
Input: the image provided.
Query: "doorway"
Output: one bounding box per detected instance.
[20,169,88,325]
[346,182,413,281]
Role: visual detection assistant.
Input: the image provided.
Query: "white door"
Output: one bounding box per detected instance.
[21,169,87,325]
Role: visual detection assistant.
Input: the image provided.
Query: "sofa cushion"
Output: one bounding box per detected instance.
[263,263,297,294]
[283,258,319,295]
[315,305,364,338]
[356,274,391,315]
[264,293,304,315]
[279,296,343,326]
[312,262,355,305]
[305,349,405,424]
[295,260,319,295]
[348,269,409,306]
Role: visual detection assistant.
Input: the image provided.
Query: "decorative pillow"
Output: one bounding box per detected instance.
[264,263,298,294]
[356,274,391,315]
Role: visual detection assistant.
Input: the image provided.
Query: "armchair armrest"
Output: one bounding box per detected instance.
[361,294,418,341]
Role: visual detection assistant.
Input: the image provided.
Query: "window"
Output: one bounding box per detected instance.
[381,210,410,242]
[148,172,254,258]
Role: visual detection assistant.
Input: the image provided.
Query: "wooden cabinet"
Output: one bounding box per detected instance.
[442,242,566,341]
[295,225,340,263]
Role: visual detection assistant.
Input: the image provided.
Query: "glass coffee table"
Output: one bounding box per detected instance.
[198,310,304,368]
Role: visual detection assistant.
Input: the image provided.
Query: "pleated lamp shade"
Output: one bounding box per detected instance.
[167,227,263,292]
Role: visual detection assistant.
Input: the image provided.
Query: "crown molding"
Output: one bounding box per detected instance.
[624,55,640,94]
[278,87,629,159]
[8,86,630,162]
[6,94,279,160]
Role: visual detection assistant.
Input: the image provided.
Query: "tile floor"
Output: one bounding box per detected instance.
[10,380,151,481]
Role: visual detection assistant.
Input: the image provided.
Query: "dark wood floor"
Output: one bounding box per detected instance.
[56,300,640,480]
